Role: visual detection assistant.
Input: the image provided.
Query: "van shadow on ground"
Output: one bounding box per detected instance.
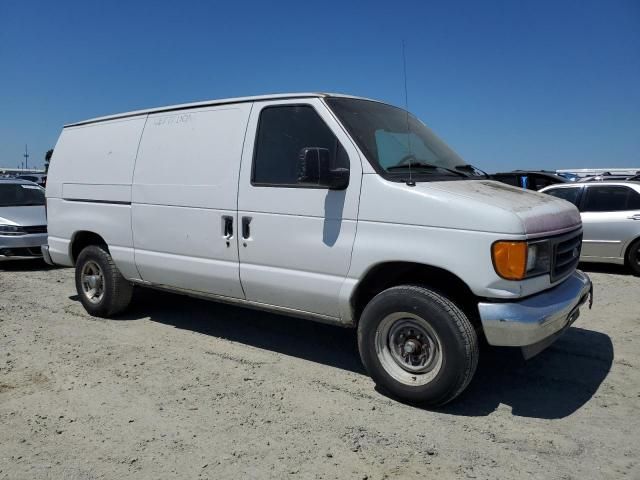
[109,287,612,420]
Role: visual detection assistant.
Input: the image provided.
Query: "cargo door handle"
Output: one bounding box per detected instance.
[242,216,252,239]
[628,214,640,221]
[222,216,233,239]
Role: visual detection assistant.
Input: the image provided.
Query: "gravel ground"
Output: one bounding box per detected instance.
[0,261,639,479]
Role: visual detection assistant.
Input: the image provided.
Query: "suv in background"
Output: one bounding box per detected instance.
[540,181,640,275]
[491,170,568,190]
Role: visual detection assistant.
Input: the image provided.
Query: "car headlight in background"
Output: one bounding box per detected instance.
[492,240,551,280]
[0,225,26,236]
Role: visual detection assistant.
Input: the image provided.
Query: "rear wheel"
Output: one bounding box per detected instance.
[75,245,133,317]
[626,238,640,276]
[358,285,479,406]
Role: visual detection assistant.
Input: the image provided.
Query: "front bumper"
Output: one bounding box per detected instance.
[0,233,47,260]
[478,270,592,354]
[41,244,54,265]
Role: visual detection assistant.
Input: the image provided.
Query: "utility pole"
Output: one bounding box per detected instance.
[23,144,29,171]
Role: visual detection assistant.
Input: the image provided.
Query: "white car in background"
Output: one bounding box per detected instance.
[0,179,48,260]
[540,181,640,275]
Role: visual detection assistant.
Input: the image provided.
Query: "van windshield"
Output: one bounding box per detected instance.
[0,183,45,207]
[326,97,482,181]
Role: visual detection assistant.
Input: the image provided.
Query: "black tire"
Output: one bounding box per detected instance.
[75,245,133,317]
[626,238,640,276]
[357,285,479,406]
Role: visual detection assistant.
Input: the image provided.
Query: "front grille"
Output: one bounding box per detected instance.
[550,230,582,282]
[22,225,47,234]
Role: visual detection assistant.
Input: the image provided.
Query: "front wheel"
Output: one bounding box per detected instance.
[358,285,479,406]
[75,245,133,317]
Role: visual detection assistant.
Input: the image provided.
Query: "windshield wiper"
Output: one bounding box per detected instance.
[387,161,436,171]
[454,164,489,178]
[387,162,467,178]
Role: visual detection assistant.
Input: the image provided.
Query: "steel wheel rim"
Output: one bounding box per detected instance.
[375,312,443,386]
[81,260,105,304]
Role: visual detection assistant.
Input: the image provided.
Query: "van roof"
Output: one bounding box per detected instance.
[64,92,381,128]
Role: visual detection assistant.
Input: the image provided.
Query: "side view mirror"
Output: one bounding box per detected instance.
[297,147,349,190]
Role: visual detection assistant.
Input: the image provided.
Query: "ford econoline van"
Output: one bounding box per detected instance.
[43,93,592,405]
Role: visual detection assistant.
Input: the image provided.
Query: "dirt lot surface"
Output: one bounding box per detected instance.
[1,261,639,479]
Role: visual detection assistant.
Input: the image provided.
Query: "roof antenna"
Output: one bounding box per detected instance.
[402,40,415,187]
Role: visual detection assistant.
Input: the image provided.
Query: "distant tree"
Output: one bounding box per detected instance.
[44,149,53,173]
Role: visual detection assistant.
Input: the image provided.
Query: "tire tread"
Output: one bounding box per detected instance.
[75,245,133,317]
[358,284,479,406]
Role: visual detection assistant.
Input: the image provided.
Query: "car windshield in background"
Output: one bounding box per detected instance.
[0,183,45,207]
[326,97,475,180]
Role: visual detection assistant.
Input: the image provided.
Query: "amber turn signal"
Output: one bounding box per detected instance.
[492,241,528,280]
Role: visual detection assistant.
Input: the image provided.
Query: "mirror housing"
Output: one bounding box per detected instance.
[297,147,349,190]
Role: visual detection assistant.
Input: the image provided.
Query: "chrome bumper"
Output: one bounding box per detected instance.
[0,233,47,260]
[478,270,592,353]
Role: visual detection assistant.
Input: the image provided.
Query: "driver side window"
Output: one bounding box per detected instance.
[252,105,348,187]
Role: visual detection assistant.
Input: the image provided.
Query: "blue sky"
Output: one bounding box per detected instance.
[1,0,638,172]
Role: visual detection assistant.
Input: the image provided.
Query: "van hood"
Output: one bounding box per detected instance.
[358,176,581,236]
[426,180,581,235]
[0,205,47,227]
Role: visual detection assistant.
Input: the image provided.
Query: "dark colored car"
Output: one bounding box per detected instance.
[491,171,569,191]
[16,174,47,188]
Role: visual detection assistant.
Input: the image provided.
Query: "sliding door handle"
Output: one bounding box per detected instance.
[222,215,234,239]
[242,216,252,239]
[628,214,640,221]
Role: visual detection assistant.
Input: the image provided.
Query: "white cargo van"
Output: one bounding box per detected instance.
[44,93,592,405]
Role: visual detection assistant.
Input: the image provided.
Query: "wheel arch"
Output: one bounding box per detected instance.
[350,261,481,328]
[70,230,109,265]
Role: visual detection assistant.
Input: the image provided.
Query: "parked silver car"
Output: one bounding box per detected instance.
[0,179,48,260]
[540,181,640,275]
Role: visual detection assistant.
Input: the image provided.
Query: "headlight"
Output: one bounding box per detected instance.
[492,240,551,280]
[0,224,26,236]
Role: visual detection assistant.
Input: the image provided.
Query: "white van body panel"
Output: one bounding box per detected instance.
[46,116,146,278]
[47,117,146,196]
[131,104,252,298]
[345,175,582,303]
[237,98,362,317]
[46,198,139,276]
